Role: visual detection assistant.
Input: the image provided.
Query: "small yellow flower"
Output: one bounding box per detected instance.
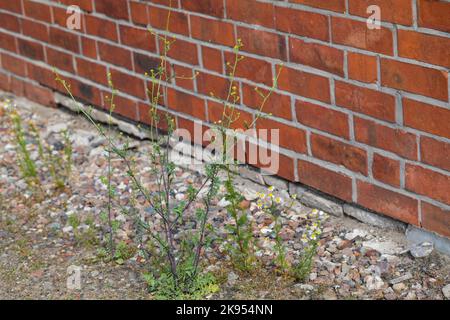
[275,197,281,204]
[268,186,274,192]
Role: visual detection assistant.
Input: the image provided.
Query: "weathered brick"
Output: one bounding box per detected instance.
[331,17,393,55]
[166,87,206,120]
[55,0,93,12]
[381,59,448,101]
[101,92,138,121]
[22,19,49,42]
[227,0,274,28]
[49,27,80,53]
[357,180,419,225]
[202,46,223,73]
[148,5,189,36]
[311,133,368,175]
[354,117,417,160]
[275,6,329,41]
[98,41,132,69]
[421,202,450,238]
[290,0,346,12]
[81,37,97,59]
[335,81,396,122]
[1,53,26,77]
[398,30,450,69]
[24,0,52,22]
[173,64,194,91]
[208,101,253,130]
[403,98,450,139]
[0,0,22,13]
[166,38,198,65]
[109,68,146,100]
[277,66,330,103]
[372,153,400,187]
[76,57,108,86]
[290,38,344,76]
[420,137,450,172]
[298,160,353,201]
[196,72,231,101]
[224,52,273,86]
[95,0,129,20]
[46,47,75,73]
[418,0,450,33]
[0,12,20,32]
[406,164,450,205]
[242,83,292,121]
[133,52,159,75]
[130,0,148,25]
[347,52,378,83]
[296,100,349,138]
[190,16,235,47]
[180,0,224,18]
[237,27,287,60]
[24,81,55,107]
[348,0,413,25]
[256,118,307,154]
[18,38,45,61]
[119,25,156,52]
[85,15,118,42]
[0,31,16,52]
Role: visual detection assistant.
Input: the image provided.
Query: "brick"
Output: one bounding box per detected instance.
[0,31,16,52]
[133,52,160,75]
[348,0,413,25]
[53,6,84,32]
[275,6,329,41]
[406,164,450,205]
[403,98,450,139]
[55,0,93,12]
[277,65,330,103]
[246,144,296,181]
[381,59,448,101]
[22,19,49,42]
[18,38,45,61]
[242,83,292,121]
[398,30,450,69]
[55,76,102,105]
[354,117,417,160]
[130,1,148,25]
[290,0,346,12]
[335,81,396,122]
[102,92,138,121]
[147,0,179,8]
[46,47,75,73]
[227,0,274,28]
[24,82,55,107]
[23,0,52,22]
[76,57,108,86]
[357,180,418,225]
[119,25,156,52]
[202,46,223,73]
[98,41,132,69]
[148,5,189,36]
[331,17,393,55]
[296,100,349,138]
[180,0,224,18]
[418,0,450,33]
[49,27,80,53]
[196,72,231,101]
[208,101,253,130]
[224,52,273,86]
[10,76,25,97]
[85,15,118,42]
[421,202,450,238]
[138,102,170,132]
[27,63,56,88]
[191,16,235,47]
[166,38,198,65]
[1,53,26,77]
[0,0,22,13]
[420,137,450,173]
[95,0,129,20]
[298,160,353,201]
[311,133,368,175]
[347,52,377,83]
[0,72,10,91]
[256,118,307,154]
[0,12,20,32]
[289,38,344,76]
[109,69,146,100]
[81,37,97,59]
[237,26,287,60]
[167,87,206,120]
[173,64,194,91]
[372,153,400,187]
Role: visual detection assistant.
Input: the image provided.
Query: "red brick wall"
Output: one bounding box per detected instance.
[0,0,449,238]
